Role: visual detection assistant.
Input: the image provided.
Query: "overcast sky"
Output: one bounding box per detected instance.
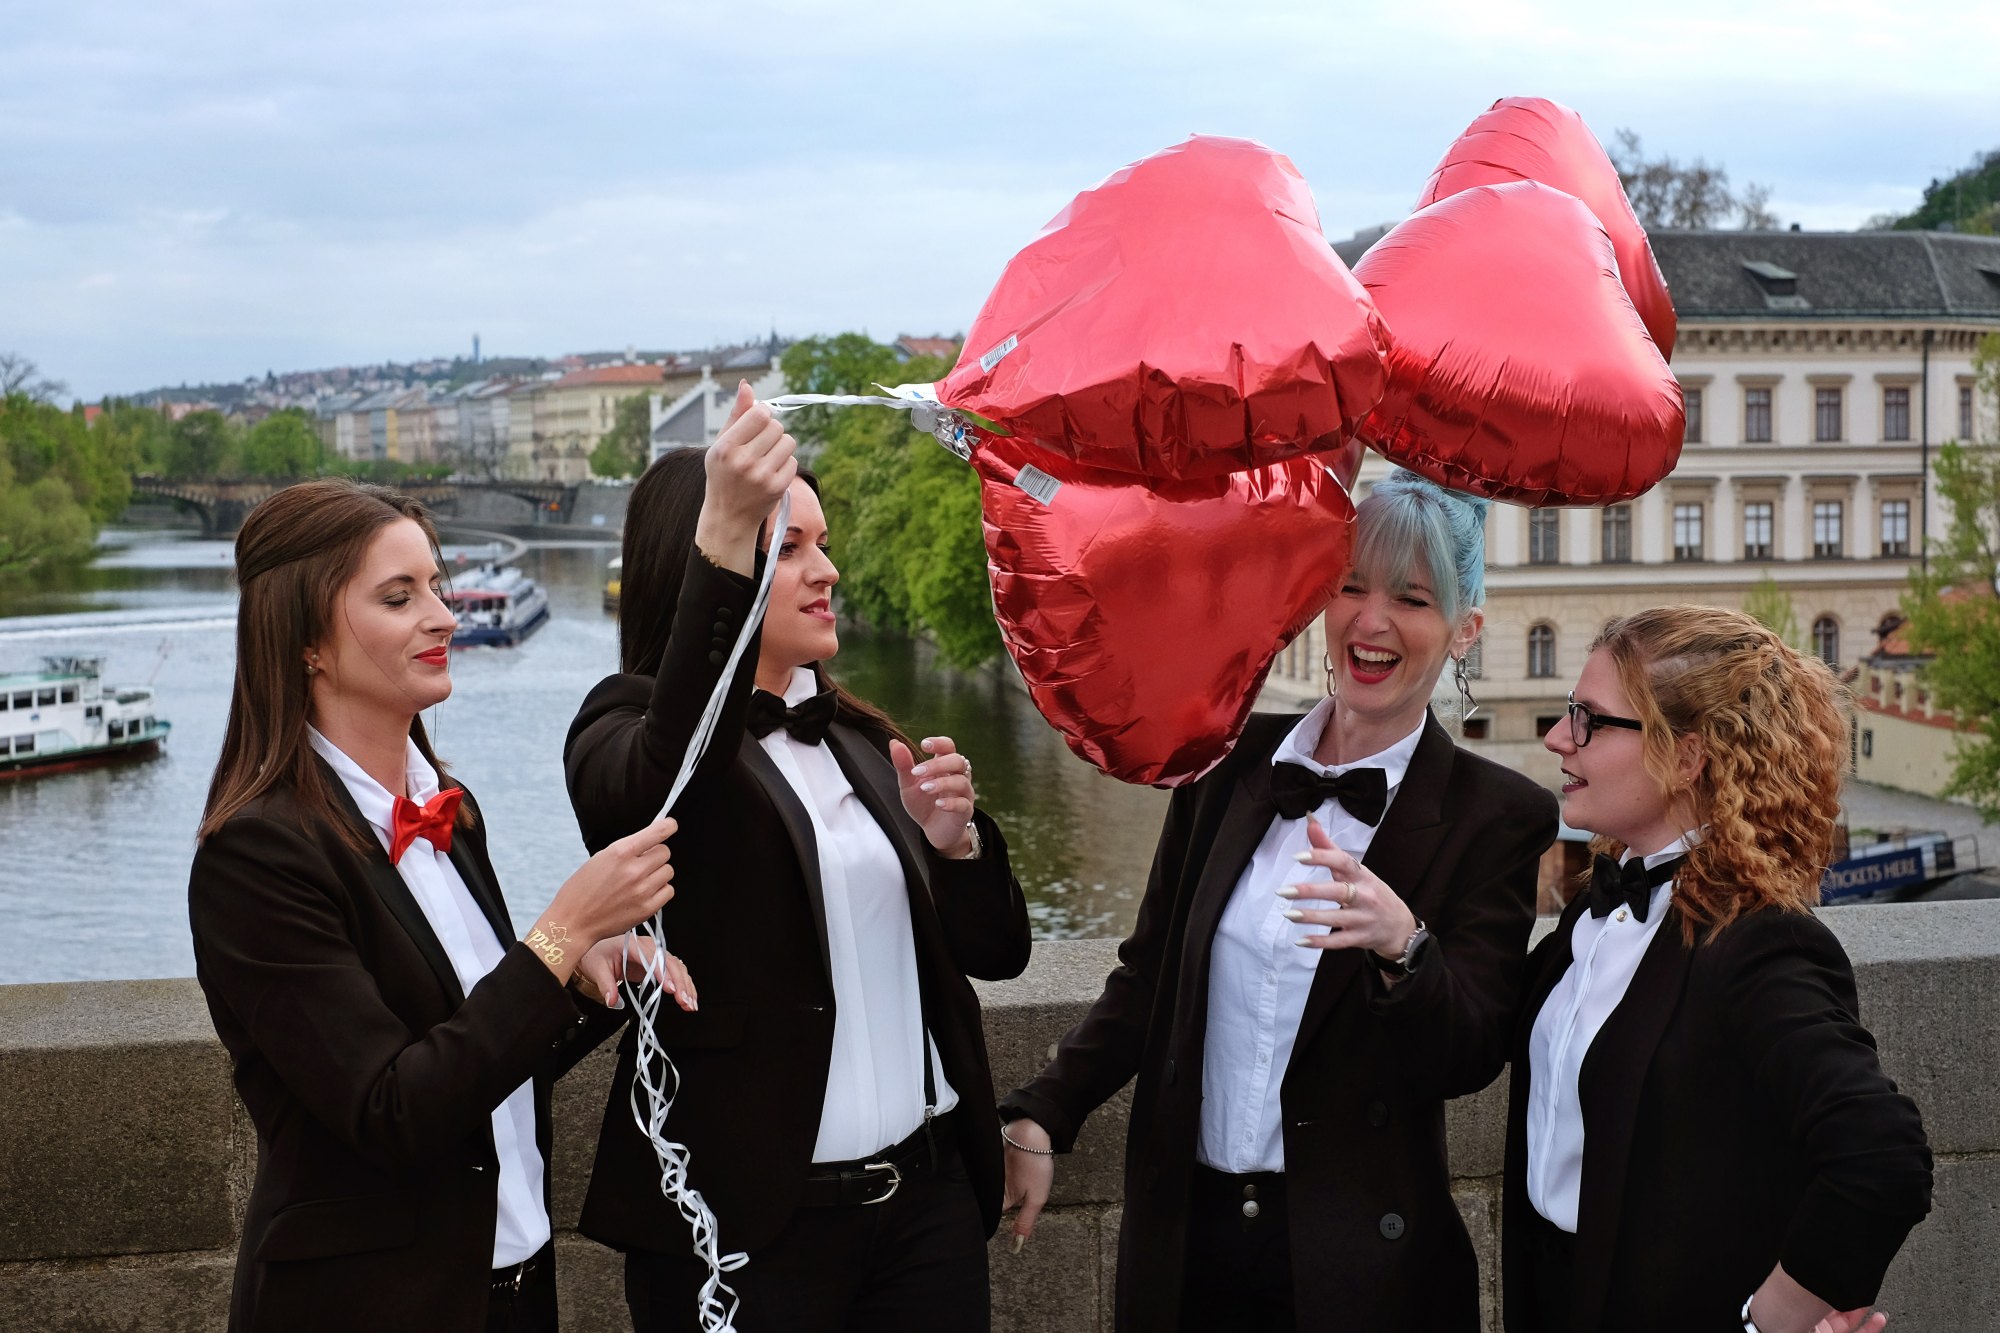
[6,0,1998,402]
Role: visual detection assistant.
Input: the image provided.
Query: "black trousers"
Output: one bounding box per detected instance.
[1181,1165,1296,1332]
[485,1241,557,1333]
[626,1131,989,1333]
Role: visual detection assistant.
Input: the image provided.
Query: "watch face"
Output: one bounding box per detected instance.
[1405,930,1436,972]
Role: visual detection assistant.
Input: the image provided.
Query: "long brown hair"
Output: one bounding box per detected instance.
[1590,605,1846,943]
[199,478,463,847]
[620,448,907,745]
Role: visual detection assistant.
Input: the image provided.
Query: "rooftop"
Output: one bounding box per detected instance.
[548,364,667,390]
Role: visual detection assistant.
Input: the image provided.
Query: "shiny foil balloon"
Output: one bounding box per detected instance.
[937,135,1389,480]
[1354,181,1684,506]
[1415,96,1676,357]
[974,434,1357,786]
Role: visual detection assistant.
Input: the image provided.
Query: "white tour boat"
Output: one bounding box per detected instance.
[444,563,551,648]
[0,654,171,778]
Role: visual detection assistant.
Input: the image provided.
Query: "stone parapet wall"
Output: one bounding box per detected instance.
[3,900,1997,1332]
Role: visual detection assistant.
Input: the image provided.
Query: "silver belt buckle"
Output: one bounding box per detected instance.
[860,1159,903,1205]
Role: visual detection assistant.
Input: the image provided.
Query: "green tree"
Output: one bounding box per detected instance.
[238,409,326,477]
[786,335,1001,669]
[162,410,236,477]
[1901,334,2000,815]
[589,394,652,479]
[1742,571,1801,649]
[0,393,107,576]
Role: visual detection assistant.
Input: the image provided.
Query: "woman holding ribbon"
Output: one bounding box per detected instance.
[563,383,1031,1332]
[1000,470,1558,1332]
[1506,605,1932,1333]
[189,477,692,1333]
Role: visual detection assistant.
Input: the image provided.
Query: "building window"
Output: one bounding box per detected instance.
[1964,385,1977,441]
[1883,387,1911,441]
[1536,715,1564,737]
[1861,728,1874,759]
[1528,624,1557,679]
[1461,717,1490,740]
[1742,501,1774,560]
[1880,499,1911,557]
[1744,387,1773,443]
[1673,502,1705,561]
[1684,387,1704,443]
[1812,615,1840,666]
[1529,510,1561,564]
[1812,501,1844,558]
[1814,387,1843,442]
[1601,505,1632,563]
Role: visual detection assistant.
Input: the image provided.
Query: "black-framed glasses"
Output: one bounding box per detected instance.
[1566,692,1644,747]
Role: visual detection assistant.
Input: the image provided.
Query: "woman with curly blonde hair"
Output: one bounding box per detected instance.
[1503,605,1932,1333]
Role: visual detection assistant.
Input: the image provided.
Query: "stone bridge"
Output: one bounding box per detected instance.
[128,476,579,536]
[1,902,1996,1331]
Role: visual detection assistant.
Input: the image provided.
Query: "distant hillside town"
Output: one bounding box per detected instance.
[111,335,963,482]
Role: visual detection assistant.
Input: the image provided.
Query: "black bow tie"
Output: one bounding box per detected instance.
[747,688,837,746]
[1588,853,1685,923]
[1269,761,1388,826]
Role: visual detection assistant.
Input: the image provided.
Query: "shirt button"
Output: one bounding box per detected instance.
[1380,1213,1406,1240]
[1257,1051,1269,1065]
[1615,908,1628,922]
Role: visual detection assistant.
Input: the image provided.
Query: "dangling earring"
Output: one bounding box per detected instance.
[1321,650,1338,699]
[1453,653,1479,724]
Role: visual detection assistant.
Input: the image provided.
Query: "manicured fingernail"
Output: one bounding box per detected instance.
[1012,1234,1025,1255]
[1275,885,1300,900]
[1293,851,1314,863]
[922,739,938,753]
[1294,937,1318,947]
[920,780,937,792]
[1282,909,1305,922]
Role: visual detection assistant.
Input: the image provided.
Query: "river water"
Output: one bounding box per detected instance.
[0,524,1169,984]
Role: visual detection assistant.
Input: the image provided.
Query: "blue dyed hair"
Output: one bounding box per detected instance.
[1349,470,1490,628]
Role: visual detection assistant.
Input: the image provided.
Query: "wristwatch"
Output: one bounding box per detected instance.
[1740,1295,1764,1333]
[1369,919,1432,978]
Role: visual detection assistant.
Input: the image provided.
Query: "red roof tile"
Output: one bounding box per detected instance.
[549,365,666,389]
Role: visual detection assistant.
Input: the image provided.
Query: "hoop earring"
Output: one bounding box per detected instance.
[1453,653,1479,724]
[1321,650,1338,699]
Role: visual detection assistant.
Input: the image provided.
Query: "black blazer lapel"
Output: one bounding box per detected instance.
[1297,713,1453,1047]
[317,760,466,1007]
[1567,907,1698,1328]
[738,733,832,979]
[1175,733,1292,1042]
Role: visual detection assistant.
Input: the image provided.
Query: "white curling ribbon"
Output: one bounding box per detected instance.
[618,488,794,1333]
[764,384,986,461]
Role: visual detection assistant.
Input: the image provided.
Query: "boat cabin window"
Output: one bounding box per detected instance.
[0,694,8,712]
[11,692,30,710]
[36,688,56,707]
[143,715,154,732]
[0,738,8,755]
[85,706,101,721]
[59,686,77,704]
[109,721,124,740]
[12,735,31,754]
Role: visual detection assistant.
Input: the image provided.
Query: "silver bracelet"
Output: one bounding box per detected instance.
[951,819,983,861]
[999,1123,1053,1155]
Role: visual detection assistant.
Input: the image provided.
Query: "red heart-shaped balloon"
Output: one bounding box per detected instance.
[974,433,1357,786]
[1354,181,1684,506]
[1416,97,1676,358]
[938,135,1388,480]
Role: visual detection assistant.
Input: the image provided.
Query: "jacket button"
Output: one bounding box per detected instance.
[1379,1213,1405,1241]
[1241,1199,1261,1219]
[713,621,731,637]
[717,606,734,622]
[708,650,725,666]
[1367,1101,1388,1128]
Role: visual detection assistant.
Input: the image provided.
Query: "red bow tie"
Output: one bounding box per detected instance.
[390,788,463,862]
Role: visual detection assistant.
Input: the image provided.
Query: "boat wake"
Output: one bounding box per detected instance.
[0,605,239,642]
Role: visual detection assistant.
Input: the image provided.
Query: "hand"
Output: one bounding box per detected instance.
[573,933,698,1013]
[531,817,678,981]
[1815,1311,1886,1333]
[1281,817,1418,961]
[1001,1117,1054,1251]
[694,381,799,575]
[1748,1264,1885,1333]
[890,736,977,856]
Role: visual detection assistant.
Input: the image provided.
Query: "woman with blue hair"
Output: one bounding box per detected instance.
[1000,470,1558,1332]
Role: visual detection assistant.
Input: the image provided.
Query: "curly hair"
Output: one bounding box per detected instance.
[1591,605,1847,944]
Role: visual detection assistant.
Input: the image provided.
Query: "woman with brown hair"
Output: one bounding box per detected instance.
[563,385,1030,1332]
[1507,604,1933,1333]
[188,477,691,1333]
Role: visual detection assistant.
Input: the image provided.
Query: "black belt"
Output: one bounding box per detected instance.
[799,1115,950,1208]
[491,1240,552,1294]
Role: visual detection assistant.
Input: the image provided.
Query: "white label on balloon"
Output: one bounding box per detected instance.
[979,335,1019,373]
[1013,464,1061,507]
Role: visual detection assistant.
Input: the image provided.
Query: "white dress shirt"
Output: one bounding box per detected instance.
[755,667,958,1163]
[1524,835,1696,1232]
[1197,700,1424,1174]
[306,726,549,1267]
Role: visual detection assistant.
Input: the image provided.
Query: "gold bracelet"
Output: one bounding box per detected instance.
[524,924,570,968]
[999,1123,1054,1155]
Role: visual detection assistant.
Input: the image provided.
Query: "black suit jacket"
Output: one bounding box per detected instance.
[188,773,623,1333]
[563,550,1031,1257]
[1502,892,1934,1332]
[1002,710,1558,1333]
